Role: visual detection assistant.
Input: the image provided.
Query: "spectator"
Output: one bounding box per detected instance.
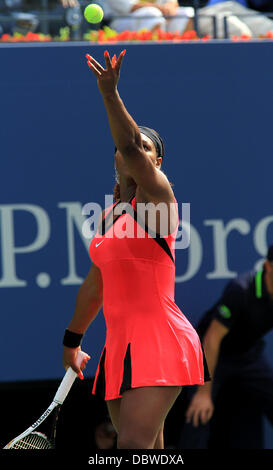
[43,0,82,36]
[0,0,80,36]
[247,0,273,12]
[179,244,273,449]
[0,0,38,34]
[101,0,195,34]
[59,0,79,6]
[197,0,273,37]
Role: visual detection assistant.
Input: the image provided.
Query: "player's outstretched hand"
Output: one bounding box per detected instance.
[85,50,126,97]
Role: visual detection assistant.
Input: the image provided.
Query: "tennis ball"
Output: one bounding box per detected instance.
[84,4,104,24]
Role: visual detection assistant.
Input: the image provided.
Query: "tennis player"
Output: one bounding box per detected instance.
[62,49,210,449]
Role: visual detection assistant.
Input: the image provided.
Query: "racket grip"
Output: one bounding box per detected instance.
[54,350,87,405]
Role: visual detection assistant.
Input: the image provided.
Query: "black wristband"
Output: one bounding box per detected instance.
[63,329,83,348]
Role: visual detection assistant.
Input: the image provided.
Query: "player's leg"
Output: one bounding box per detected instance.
[153,424,165,449]
[117,386,182,449]
[106,397,164,448]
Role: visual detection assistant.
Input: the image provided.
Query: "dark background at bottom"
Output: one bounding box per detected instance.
[0,377,265,451]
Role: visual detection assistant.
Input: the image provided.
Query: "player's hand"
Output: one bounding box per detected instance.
[85,50,126,97]
[62,347,90,380]
[185,390,214,427]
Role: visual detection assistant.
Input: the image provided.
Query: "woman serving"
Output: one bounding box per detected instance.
[62,49,209,449]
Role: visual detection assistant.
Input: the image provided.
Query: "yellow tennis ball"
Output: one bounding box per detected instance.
[84,4,104,24]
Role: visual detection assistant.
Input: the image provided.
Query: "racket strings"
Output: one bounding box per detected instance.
[11,432,53,449]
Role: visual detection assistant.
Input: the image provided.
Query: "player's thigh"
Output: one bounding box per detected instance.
[118,386,182,444]
[154,424,165,449]
[106,398,122,433]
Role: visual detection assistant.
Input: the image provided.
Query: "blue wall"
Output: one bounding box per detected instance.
[0,40,272,406]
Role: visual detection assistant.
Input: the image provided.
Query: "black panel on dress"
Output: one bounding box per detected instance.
[130,204,175,264]
[120,343,132,395]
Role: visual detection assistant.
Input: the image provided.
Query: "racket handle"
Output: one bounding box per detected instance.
[53,350,87,405]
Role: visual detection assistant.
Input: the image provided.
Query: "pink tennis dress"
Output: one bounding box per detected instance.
[89,196,209,400]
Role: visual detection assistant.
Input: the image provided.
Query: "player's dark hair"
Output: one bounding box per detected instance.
[113,183,120,201]
[113,127,169,201]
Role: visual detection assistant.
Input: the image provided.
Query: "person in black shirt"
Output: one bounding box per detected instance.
[179,244,273,449]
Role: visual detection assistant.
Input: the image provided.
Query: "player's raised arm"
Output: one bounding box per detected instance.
[85,50,174,204]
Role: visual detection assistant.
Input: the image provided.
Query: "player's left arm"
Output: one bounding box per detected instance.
[86,50,174,204]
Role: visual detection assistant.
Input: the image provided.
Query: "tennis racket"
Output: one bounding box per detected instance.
[3,350,88,449]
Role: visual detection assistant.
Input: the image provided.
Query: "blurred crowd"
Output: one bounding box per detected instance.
[0,0,272,39]
[103,0,273,38]
[0,0,81,37]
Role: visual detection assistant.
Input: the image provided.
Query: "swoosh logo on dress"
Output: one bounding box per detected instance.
[95,240,104,248]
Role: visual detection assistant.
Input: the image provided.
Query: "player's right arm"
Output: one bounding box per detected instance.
[62,262,103,375]
[185,319,229,427]
[67,262,103,334]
